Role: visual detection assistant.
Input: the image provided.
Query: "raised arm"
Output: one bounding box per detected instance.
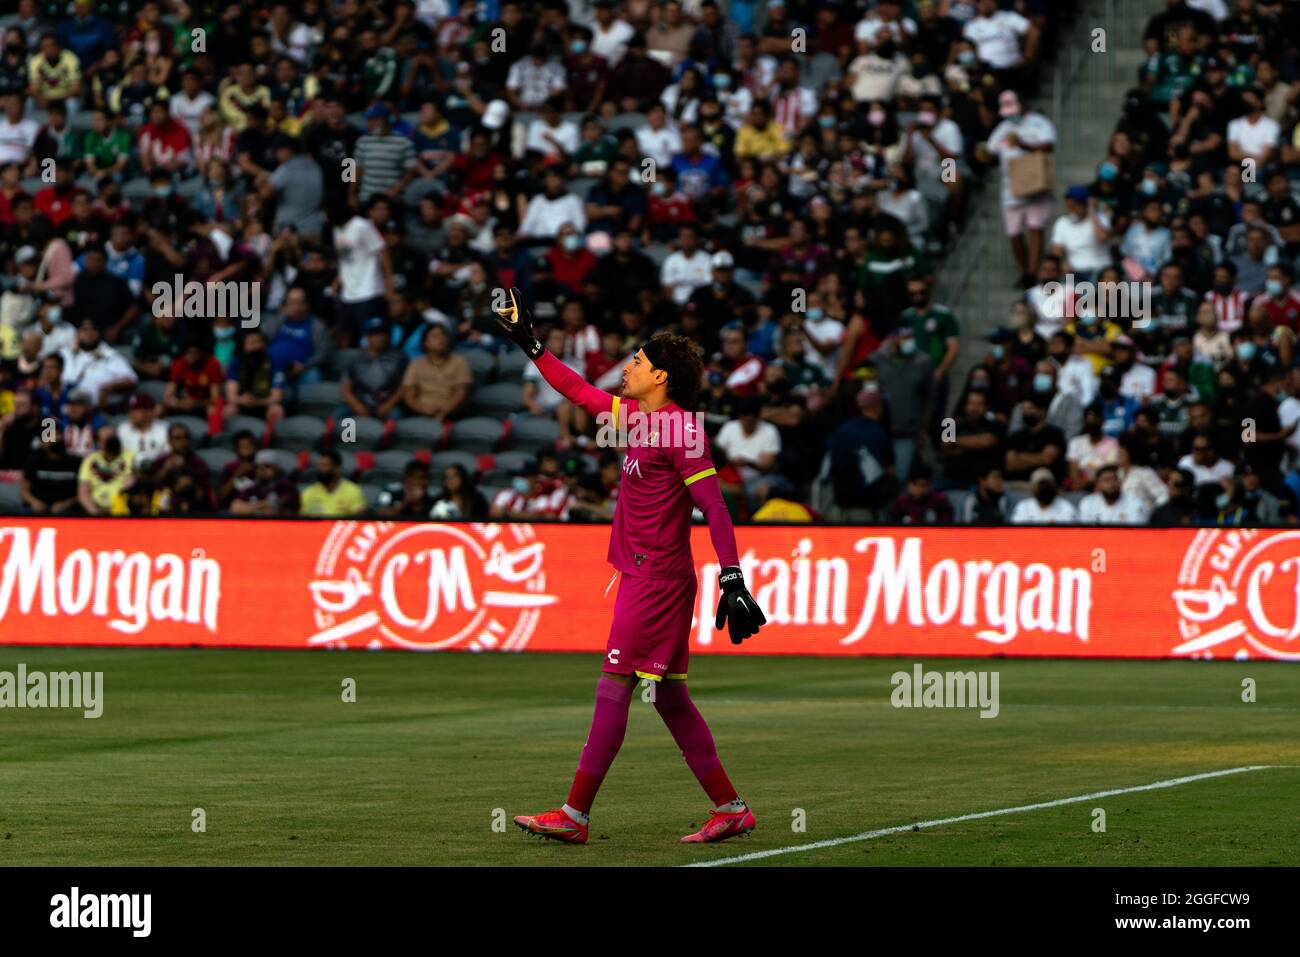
[492,287,622,421]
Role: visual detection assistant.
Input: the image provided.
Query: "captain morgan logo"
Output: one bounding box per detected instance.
[306,522,557,650]
[1173,529,1300,661]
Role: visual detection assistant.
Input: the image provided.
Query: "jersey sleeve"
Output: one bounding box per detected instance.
[533,350,636,426]
[670,422,740,569]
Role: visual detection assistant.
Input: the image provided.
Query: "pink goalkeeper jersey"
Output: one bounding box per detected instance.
[534,351,739,579]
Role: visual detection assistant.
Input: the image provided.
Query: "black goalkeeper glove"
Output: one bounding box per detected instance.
[491,286,544,359]
[715,566,767,645]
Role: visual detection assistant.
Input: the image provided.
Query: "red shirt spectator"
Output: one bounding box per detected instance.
[168,353,224,403]
[34,185,83,227]
[546,243,597,294]
[139,118,193,171]
[1254,287,1300,333]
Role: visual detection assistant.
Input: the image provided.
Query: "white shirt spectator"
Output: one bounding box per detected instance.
[1049,208,1112,273]
[591,18,636,67]
[1028,282,1068,340]
[1057,354,1099,407]
[518,192,586,238]
[1278,393,1300,468]
[846,52,908,102]
[0,115,40,164]
[1176,452,1235,487]
[1066,433,1119,479]
[715,418,781,473]
[906,119,964,181]
[963,10,1031,69]
[660,249,712,305]
[118,418,170,469]
[1226,113,1280,160]
[803,312,845,382]
[1119,362,1157,401]
[1010,494,1077,524]
[333,215,386,303]
[1077,491,1150,524]
[720,86,754,130]
[524,117,580,158]
[170,90,216,138]
[506,58,567,109]
[60,344,138,406]
[661,83,700,124]
[854,14,916,46]
[635,122,682,170]
[1121,465,1169,511]
[35,318,76,357]
[987,112,1056,207]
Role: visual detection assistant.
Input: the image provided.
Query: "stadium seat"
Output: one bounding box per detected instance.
[197,447,236,475]
[270,415,326,452]
[164,415,209,443]
[122,176,153,203]
[492,450,535,474]
[366,449,412,485]
[471,382,524,417]
[330,349,360,380]
[430,449,480,476]
[330,415,385,449]
[137,380,168,404]
[335,449,359,478]
[0,483,24,514]
[457,348,495,382]
[945,489,971,523]
[568,177,599,201]
[390,417,442,451]
[606,112,646,133]
[360,483,385,508]
[213,415,268,447]
[297,380,343,418]
[506,415,560,452]
[176,176,204,199]
[495,350,528,382]
[261,448,300,476]
[450,416,504,453]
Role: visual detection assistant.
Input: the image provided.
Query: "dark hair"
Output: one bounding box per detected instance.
[318,449,342,466]
[643,332,704,408]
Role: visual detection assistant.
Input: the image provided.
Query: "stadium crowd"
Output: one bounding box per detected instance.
[1,0,1293,528]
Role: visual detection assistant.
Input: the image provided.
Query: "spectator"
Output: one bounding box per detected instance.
[300,449,365,517]
[870,328,932,482]
[225,329,286,427]
[714,396,781,504]
[985,89,1056,287]
[962,465,1010,525]
[887,462,953,524]
[1005,392,1067,484]
[375,458,437,518]
[22,430,81,514]
[163,334,222,421]
[229,448,300,516]
[150,422,213,514]
[1078,463,1150,524]
[431,463,490,520]
[1010,467,1078,524]
[401,323,471,421]
[340,317,406,422]
[60,318,137,408]
[77,430,133,516]
[660,223,711,306]
[1150,466,1199,525]
[352,104,416,207]
[116,392,168,470]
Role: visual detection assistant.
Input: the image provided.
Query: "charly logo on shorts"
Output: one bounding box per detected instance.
[306,523,556,651]
[1173,529,1300,661]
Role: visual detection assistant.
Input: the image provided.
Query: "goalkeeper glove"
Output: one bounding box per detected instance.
[491,286,544,359]
[715,566,767,645]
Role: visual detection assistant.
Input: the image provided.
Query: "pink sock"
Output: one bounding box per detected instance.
[654,682,739,806]
[566,676,634,814]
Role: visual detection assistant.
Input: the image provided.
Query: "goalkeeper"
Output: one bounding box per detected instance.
[495,288,767,845]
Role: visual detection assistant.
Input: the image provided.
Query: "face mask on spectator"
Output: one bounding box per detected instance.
[651,182,667,197]
[1033,373,1053,392]
[806,308,824,321]
[991,344,1005,360]
[1265,279,1284,297]
[570,40,587,55]
[899,337,917,355]
[916,111,936,125]
[1237,342,1256,361]
[868,109,886,127]
[1215,280,1233,294]
[1215,492,1230,510]
[1034,484,1055,505]
[562,234,582,253]
[214,326,236,340]
[1098,162,1118,182]
[1140,179,1158,196]
[512,477,531,494]
[957,51,976,66]
[45,306,61,323]
[819,115,836,129]
[713,73,730,90]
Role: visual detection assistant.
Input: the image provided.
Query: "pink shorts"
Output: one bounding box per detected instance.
[1002,197,1054,236]
[603,572,698,682]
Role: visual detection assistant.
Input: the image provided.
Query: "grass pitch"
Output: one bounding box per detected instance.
[1,647,1297,866]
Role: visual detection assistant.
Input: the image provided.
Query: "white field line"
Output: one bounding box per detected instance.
[684,765,1284,867]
